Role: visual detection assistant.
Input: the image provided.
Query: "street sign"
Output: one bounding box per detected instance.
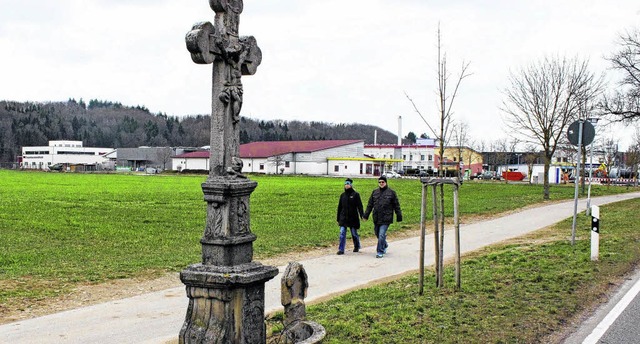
[567,120,595,146]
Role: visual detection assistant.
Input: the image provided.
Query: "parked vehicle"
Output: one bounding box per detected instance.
[403,168,434,177]
[383,171,401,179]
[404,168,420,176]
[478,171,500,180]
[49,163,64,172]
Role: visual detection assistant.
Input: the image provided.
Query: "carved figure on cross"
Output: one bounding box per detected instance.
[185,0,261,177]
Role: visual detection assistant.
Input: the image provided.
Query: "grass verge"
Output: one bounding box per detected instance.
[266,199,640,343]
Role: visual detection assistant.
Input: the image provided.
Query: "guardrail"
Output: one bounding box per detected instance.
[582,177,638,186]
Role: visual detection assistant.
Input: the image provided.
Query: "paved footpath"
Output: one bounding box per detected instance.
[2,192,639,344]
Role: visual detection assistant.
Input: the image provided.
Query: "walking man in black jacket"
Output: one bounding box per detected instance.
[336,178,364,255]
[363,175,402,258]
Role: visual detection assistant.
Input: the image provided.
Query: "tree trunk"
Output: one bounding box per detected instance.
[543,156,551,200]
[438,183,445,288]
[431,185,440,287]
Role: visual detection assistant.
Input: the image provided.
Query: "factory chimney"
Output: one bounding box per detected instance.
[398,115,402,145]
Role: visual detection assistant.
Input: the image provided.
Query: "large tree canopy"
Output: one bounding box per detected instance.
[601,28,640,121]
[501,56,602,199]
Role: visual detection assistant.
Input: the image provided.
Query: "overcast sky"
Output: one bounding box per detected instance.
[1,0,639,149]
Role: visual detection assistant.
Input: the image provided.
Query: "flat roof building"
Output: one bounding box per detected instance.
[21,140,113,170]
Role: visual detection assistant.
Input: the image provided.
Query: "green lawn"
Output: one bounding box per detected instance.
[0,170,634,321]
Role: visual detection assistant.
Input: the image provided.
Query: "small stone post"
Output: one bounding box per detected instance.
[280,262,326,344]
[179,1,278,343]
[281,262,309,330]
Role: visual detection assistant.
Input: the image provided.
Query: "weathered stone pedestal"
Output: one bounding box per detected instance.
[179,179,278,344]
[180,262,278,343]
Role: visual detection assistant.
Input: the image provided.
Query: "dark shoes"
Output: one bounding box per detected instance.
[376,254,384,258]
[338,247,360,254]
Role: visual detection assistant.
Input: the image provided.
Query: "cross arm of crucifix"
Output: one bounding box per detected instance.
[185,20,261,75]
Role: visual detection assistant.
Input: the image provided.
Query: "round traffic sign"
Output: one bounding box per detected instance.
[567,120,595,146]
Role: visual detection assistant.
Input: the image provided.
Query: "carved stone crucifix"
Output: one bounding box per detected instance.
[179,2,277,343]
[186,0,262,177]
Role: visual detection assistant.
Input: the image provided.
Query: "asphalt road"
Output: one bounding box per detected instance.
[563,268,640,344]
[600,290,640,344]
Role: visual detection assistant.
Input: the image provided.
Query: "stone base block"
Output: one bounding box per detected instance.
[179,263,278,344]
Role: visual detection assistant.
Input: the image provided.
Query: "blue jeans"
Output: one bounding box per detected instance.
[338,226,361,252]
[374,224,389,255]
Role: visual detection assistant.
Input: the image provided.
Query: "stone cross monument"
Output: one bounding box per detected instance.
[180,1,278,343]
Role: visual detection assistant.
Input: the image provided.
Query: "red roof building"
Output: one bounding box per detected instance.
[172,140,401,176]
[240,140,362,158]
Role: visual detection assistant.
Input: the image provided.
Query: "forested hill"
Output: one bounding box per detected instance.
[0,99,398,163]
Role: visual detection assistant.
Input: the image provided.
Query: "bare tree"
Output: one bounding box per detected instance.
[505,138,520,183]
[601,137,619,177]
[157,147,174,170]
[406,26,471,177]
[627,127,640,186]
[523,144,540,183]
[492,138,508,177]
[407,26,470,290]
[267,154,287,174]
[450,121,480,179]
[462,140,478,178]
[477,140,487,155]
[601,28,640,121]
[433,27,470,289]
[452,121,470,179]
[502,56,602,199]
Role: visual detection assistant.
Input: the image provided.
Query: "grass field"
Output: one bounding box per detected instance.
[0,169,635,326]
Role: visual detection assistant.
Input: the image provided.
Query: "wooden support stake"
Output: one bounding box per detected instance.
[431,184,440,287]
[453,182,461,289]
[419,183,427,295]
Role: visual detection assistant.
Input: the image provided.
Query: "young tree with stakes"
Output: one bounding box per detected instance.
[406,26,471,290]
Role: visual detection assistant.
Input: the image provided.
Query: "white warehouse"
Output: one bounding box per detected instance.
[20,140,113,170]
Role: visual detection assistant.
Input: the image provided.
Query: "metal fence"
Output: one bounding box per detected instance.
[0,163,20,170]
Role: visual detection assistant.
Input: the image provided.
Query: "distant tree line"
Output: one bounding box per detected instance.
[0,99,397,163]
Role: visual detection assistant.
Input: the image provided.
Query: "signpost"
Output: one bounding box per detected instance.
[567,120,595,245]
[586,117,599,215]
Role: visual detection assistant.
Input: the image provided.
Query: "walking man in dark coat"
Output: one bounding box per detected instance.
[336,178,364,255]
[363,175,402,258]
